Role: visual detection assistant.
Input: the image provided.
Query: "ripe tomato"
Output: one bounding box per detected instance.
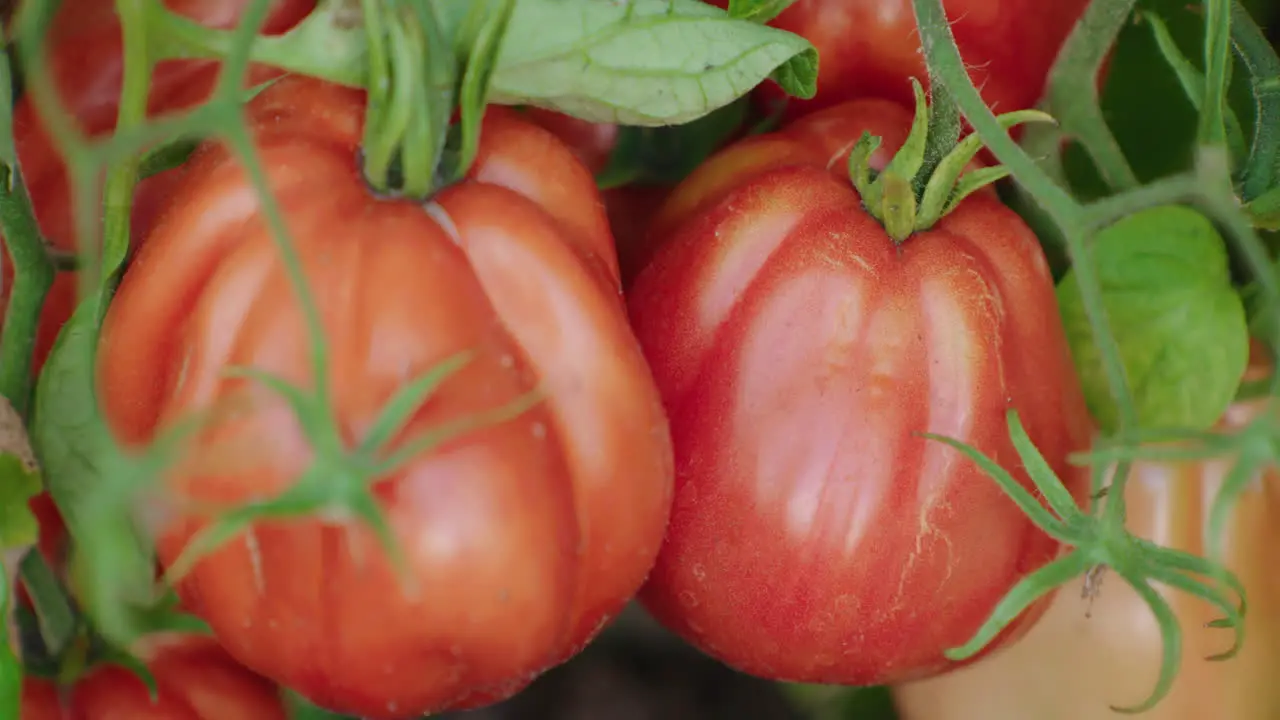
[20,635,286,719]
[520,109,671,287]
[1,0,312,374]
[891,343,1280,719]
[626,96,1094,686]
[96,76,674,719]
[707,0,1093,124]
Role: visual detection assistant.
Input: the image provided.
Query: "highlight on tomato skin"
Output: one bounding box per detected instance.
[520,108,675,288]
[0,0,314,375]
[19,634,287,720]
[891,341,1280,720]
[94,75,674,720]
[705,0,1094,125]
[625,95,1095,688]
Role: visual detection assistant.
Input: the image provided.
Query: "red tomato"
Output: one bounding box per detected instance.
[95,76,673,719]
[636,97,977,273]
[1,0,313,374]
[892,343,1280,719]
[20,634,286,719]
[707,0,1093,124]
[626,97,1094,686]
[520,109,671,287]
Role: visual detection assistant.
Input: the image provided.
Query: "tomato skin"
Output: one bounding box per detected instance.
[707,0,1093,123]
[20,635,286,720]
[891,344,1280,719]
[626,97,1094,686]
[519,109,671,288]
[95,76,673,719]
[0,0,312,374]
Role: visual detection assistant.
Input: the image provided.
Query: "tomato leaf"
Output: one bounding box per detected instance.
[726,0,797,24]
[1056,205,1249,433]
[0,455,39,551]
[444,0,817,125]
[31,302,157,646]
[137,137,202,180]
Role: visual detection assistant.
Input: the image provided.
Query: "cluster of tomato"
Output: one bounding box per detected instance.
[6,1,1277,719]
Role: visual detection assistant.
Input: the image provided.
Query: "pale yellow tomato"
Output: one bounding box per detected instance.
[892,346,1280,720]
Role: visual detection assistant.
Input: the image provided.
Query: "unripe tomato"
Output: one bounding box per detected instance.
[96,76,674,720]
[626,96,1093,686]
[706,0,1094,124]
[892,344,1280,720]
[20,635,286,719]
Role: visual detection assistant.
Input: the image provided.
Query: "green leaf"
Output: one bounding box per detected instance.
[595,96,748,189]
[30,302,110,537]
[31,301,156,646]
[727,0,797,24]
[1056,205,1249,433]
[0,455,40,550]
[1244,185,1280,230]
[137,136,202,181]
[0,570,18,720]
[449,0,817,125]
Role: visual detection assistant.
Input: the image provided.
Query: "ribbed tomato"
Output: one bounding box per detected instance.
[520,108,671,287]
[20,635,285,720]
[892,344,1280,719]
[706,0,1094,124]
[626,96,1093,685]
[96,76,673,719]
[1,0,312,374]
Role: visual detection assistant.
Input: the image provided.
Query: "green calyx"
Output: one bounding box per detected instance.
[360,0,515,199]
[847,78,1056,243]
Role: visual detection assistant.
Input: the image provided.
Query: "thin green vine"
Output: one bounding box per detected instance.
[910,0,1278,712]
[1043,0,1140,191]
[1231,0,1280,199]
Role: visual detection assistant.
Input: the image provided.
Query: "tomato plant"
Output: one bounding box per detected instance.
[892,342,1280,720]
[94,72,674,718]
[626,83,1095,686]
[708,0,1094,124]
[0,0,313,376]
[20,635,286,720]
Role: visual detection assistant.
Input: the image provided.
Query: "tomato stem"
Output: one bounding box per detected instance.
[1197,0,1232,154]
[0,567,18,720]
[1043,0,1139,192]
[145,0,368,88]
[1230,1,1280,202]
[846,78,1053,242]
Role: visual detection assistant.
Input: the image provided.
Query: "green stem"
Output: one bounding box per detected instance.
[0,564,17,720]
[1230,0,1280,200]
[910,0,1140,439]
[0,169,53,418]
[100,0,153,295]
[18,552,76,658]
[146,0,367,88]
[1043,0,1138,191]
[1199,0,1232,151]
